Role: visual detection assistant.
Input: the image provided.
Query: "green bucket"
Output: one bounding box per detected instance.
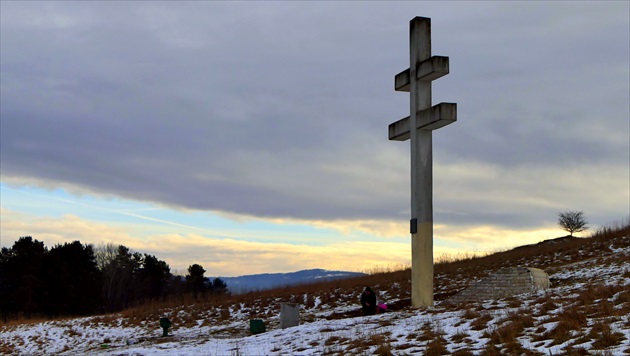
[249,319,265,334]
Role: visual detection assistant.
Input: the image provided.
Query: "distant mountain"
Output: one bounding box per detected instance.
[214,269,365,294]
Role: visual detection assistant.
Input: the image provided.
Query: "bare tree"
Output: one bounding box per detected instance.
[558,211,588,236]
[94,243,141,311]
[94,243,118,271]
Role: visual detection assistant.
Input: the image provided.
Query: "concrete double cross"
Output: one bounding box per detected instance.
[388,17,457,307]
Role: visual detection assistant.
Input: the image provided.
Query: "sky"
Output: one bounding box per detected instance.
[1,1,628,277]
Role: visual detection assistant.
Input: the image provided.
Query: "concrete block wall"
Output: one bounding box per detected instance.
[445,267,549,304]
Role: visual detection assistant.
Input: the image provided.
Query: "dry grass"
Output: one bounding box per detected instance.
[460,308,480,320]
[0,315,64,328]
[344,334,393,356]
[324,335,349,346]
[0,341,16,355]
[506,297,522,308]
[615,288,630,305]
[470,313,493,331]
[589,320,626,349]
[367,334,394,356]
[450,329,470,343]
[537,298,558,316]
[538,306,588,345]
[482,342,502,356]
[482,314,542,355]
[9,223,630,332]
[3,220,628,355]
[577,284,621,306]
[503,309,535,328]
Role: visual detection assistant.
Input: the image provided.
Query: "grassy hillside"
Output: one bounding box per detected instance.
[1,220,628,355]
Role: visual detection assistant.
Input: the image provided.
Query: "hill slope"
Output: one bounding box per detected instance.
[1,223,629,355]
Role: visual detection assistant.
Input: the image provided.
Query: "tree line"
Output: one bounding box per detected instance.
[0,237,227,321]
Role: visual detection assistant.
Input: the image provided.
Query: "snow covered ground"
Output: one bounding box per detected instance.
[2,238,629,355]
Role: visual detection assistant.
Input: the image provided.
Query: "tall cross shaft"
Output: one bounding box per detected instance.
[388,17,457,307]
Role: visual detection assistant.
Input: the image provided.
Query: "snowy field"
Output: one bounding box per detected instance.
[1,239,629,355]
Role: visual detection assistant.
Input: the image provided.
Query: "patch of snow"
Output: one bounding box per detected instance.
[2,244,629,355]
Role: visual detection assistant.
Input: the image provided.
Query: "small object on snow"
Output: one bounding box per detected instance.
[159,317,172,337]
[280,303,300,329]
[100,344,110,349]
[249,319,266,334]
[377,303,388,313]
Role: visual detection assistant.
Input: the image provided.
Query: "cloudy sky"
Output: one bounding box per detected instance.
[1,2,628,277]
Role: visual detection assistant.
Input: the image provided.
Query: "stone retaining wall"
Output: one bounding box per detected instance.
[445,267,549,304]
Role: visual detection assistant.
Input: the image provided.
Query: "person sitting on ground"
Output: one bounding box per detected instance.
[360,286,377,316]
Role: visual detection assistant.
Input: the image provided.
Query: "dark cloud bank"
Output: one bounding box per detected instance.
[1,2,628,229]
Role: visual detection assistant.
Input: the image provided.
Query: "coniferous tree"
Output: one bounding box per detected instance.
[211,278,228,295]
[186,264,207,298]
[1,237,214,319]
[137,254,171,300]
[114,246,142,309]
[0,237,47,319]
[45,241,101,316]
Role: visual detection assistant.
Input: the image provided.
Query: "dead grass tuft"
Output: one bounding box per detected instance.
[589,321,625,349]
[539,299,559,315]
[0,341,16,355]
[461,308,479,320]
[482,342,502,356]
[366,333,386,346]
[324,335,349,346]
[66,327,82,337]
[373,342,394,356]
[418,322,444,342]
[506,298,522,308]
[533,305,589,345]
[450,329,470,343]
[470,313,493,331]
[424,336,448,356]
[615,288,630,305]
[577,284,622,307]
[503,309,535,329]
[561,344,590,355]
